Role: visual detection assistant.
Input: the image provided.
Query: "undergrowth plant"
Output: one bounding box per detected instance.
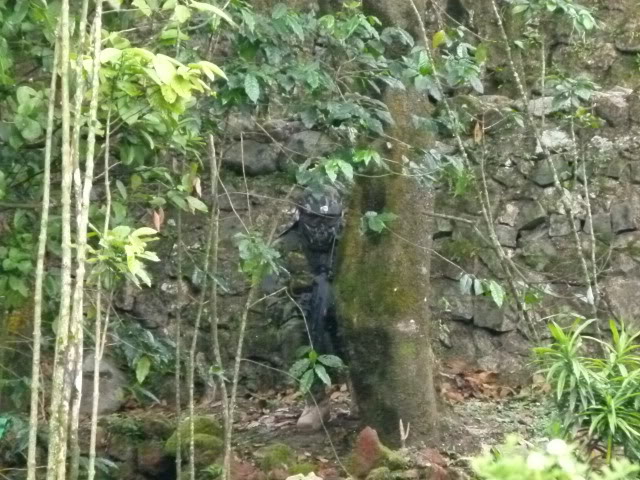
[535,319,640,463]
[473,436,639,480]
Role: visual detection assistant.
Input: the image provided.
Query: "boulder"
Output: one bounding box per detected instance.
[223,140,280,176]
[594,89,631,127]
[536,129,572,154]
[549,214,578,237]
[473,297,517,332]
[279,131,335,170]
[80,355,126,416]
[495,224,517,248]
[603,277,640,330]
[516,201,547,231]
[529,157,571,187]
[611,203,637,233]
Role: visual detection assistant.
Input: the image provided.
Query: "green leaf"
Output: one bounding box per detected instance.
[244,74,260,103]
[116,179,127,199]
[289,358,311,378]
[19,118,42,141]
[489,280,504,308]
[160,84,177,103]
[512,4,529,14]
[136,356,151,383]
[314,364,331,386]
[318,354,344,369]
[132,227,157,237]
[475,43,488,63]
[299,369,314,393]
[189,1,236,26]
[132,0,152,16]
[16,86,37,104]
[173,4,191,23]
[153,54,177,84]
[432,30,447,48]
[196,60,227,81]
[186,195,208,213]
[100,47,123,64]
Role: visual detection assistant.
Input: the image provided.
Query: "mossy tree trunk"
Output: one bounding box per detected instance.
[336,86,439,446]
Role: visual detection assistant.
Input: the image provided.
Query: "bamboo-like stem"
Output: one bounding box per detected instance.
[26,34,60,480]
[87,110,112,480]
[187,139,221,480]
[45,0,73,472]
[175,207,184,480]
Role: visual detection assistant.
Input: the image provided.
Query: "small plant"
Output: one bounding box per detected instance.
[472,436,639,480]
[535,319,640,462]
[289,346,344,393]
[360,211,398,235]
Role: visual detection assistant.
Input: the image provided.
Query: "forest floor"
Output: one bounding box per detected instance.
[223,360,554,479]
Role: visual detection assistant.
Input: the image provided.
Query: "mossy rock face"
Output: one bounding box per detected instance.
[366,467,393,480]
[257,443,297,472]
[164,416,224,465]
[289,462,316,475]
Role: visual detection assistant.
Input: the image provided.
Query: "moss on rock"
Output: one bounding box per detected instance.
[257,443,297,472]
[164,416,223,465]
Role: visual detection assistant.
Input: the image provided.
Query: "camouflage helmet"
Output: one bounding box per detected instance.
[298,185,343,252]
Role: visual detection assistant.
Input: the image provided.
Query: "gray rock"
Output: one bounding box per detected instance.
[132,290,169,329]
[611,203,637,233]
[615,22,640,53]
[498,203,520,226]
[549,214,578,237]
[517,201,547,230]
[223,140,280,176]
[432,279,473,321]
[80,355,126,415]
[529,157,571,187]
[526,97,559,117]
[279,131,335,170]
[594,90,630,127]
[495,224,517,248]
[433,217,454,239]
[473,297,517,332]
[605,158,629,179]
[603,277,640,331]
[583,212,612,237]
[536,129,572,154]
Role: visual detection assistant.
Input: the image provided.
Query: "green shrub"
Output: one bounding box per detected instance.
[535,319,640,462]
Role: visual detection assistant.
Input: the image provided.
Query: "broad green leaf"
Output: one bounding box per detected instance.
[132,0,152,16]
[432,30,446,49]
[289,358,311,378]
[160,84,177,103]
[318,354,344,369]
[173,4,191,23]
[314,364,331,386]
[299,369,314,393]
[136,268,153,286]
[196,60,227,80]
[19,118,42,141]
[244,74,260,103]
[16,86,37,104]
[129,173,141,191]
[131,227,157,237]
[512,4,529,14]
[190,1,236,26]
[489,280,504,308]
[116,179,127,199]
[153,54,177,84]
[136,356,151,383]
[186,195,208,213]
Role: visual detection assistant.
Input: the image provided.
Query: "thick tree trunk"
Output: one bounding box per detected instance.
[336,87,439,446]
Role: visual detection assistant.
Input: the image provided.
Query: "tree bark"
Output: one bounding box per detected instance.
[336,85,439,446]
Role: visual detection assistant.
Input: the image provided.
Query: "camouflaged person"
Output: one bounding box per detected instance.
[295,185,344,430]
[297,185,343,273]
